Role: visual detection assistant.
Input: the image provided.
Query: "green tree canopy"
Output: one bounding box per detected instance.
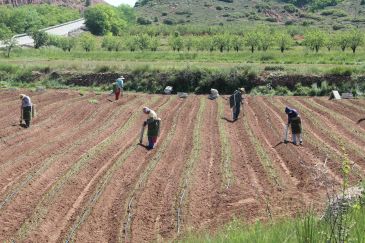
[84,4,129,36]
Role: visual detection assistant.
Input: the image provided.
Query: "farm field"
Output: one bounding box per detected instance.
[0,89,365,242]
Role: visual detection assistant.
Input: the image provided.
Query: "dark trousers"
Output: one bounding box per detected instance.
[147,136,158,149]
[232,103,241,120]
[23,106,32,127]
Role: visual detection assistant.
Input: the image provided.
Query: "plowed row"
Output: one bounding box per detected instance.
[0,89,364,242]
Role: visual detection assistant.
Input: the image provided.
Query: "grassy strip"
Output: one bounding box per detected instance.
[122,99,185,242]
[180,204,365,243]
[243,118,281,188]
[217,98,234,189]
[14,96,158,241]
[63,96,175,243]
[0,96,143,212]
[176,97,206,234]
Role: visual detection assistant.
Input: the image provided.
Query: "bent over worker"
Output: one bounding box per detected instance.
[285,106,303,145]
[20,94,32,128]
[143,107,161,150]
[229,88,245,121]
[114,76,124,100]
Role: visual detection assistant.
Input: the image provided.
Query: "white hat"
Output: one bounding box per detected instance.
[120,76,125,79]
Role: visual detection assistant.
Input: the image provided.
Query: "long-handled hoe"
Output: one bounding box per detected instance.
[139,125,145,144]
[284,124,289,143]
[19,107,23,125]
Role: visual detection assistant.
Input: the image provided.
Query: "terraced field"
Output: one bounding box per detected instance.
[0,89,364,242]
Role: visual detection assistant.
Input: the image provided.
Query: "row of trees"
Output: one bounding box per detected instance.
[100,29,363,54]
[304,29,364,53]
[1,29,363,56]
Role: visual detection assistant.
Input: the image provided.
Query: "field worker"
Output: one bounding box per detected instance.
[114,75,125,100]
[285,107,303,145]
[143,107,161,150]
[20,94,32,128]
[229,88,245,121]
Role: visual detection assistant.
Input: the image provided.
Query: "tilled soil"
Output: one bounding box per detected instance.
[0,91,364,242]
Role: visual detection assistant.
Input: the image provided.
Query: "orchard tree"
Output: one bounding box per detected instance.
[324,33,335,51]
[137,33,150,50]
[31,30,49,49]
[168,34,183,52]
[244,31,260,53]
[0,24,16,57]
[60,37,76,52]
[276,31,292,53]
[336,31,349,52]
[348,29,364,54]
[149,36,159,51]
[80,33,96,52]
[184,36,193,51]
[231,35,243,52]
[125,35,138,51]
[304,29,326,52]
[102,35,116,51]
[213,34,228,52]
[258,27,274,51]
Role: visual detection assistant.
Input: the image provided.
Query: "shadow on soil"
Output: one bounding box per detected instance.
[273,141,302,148]
[221,117,238,123]
[357,118,365,124]
[137,143,153,151]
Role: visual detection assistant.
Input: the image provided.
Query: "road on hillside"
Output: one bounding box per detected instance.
[0,18,85,48]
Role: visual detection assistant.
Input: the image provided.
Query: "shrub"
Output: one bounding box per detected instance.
[284,4,297,13]
[137,17,152,25]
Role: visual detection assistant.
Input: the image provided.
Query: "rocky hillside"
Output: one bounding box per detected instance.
[0,0,103,9]
[134,0,365,29]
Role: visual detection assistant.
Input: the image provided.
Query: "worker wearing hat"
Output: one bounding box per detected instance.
[229,88,245,121]
[142,107,160,149]
[285,106,303,145]
[19,94,32,128]
[114,75,125,100]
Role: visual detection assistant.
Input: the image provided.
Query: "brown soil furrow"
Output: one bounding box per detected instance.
[0,94,96,164]
[216,98,274,223]
[0,95,139,201]
[0,95,158,241]
[277,98,364,179]
[0,92,90,143]
[306,98,365,140]
[21,96,171,242]
[0,90,78,130]
[289,98,365,164]
[68,97,183,243]
[313,98,365,128]
[0,93,136,167]
[345,99,365,113]
[258,97,343,186]
[245,97,325,213]
[185,98,224,233]
[129,96,199,242]
[60,96,176,243]
[0,91,92,139]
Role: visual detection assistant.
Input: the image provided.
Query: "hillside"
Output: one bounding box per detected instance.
[134,0,365,29]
